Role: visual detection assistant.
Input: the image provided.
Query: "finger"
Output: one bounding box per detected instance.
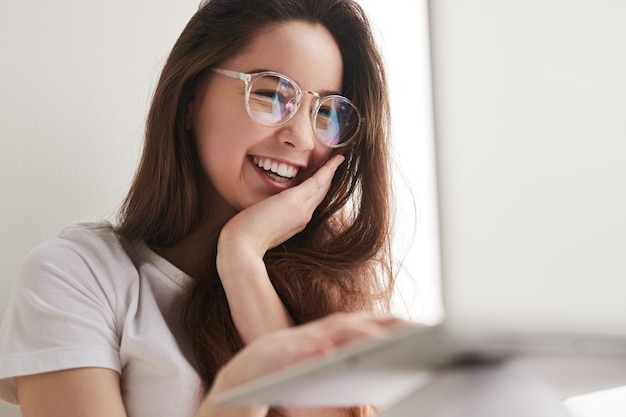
[292,313,412,355]
[265,154,344,229]
[283,154,345,210]
[304,154,345,193]
[220,313,412,388]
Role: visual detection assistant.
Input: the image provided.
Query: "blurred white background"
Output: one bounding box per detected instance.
[0,0,624,415]
[355,1,626,415]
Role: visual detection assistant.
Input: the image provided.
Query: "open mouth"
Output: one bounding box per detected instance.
[252,156,299,183]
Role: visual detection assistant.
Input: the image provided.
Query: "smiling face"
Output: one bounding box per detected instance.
[190,21,344,215]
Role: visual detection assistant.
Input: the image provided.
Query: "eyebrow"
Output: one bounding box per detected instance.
[248,68,342,96]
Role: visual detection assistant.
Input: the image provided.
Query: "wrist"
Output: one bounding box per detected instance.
[216,238,266,281]
[217,220,267,259]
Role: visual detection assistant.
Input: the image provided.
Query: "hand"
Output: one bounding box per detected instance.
[214,154,346,343]
[218,154,345,260]
[195,313,409,417]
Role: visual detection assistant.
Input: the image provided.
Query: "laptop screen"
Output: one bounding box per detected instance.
[428,0,626,337]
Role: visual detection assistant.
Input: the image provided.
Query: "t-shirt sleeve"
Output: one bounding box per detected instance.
[0,231,122,404]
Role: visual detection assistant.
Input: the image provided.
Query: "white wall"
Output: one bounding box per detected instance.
[0,1,199,415]
[358,0,442,326]
[0,1,623,416]
[0,0,198,309]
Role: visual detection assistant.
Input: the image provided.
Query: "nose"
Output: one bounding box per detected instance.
[276,95,317,151]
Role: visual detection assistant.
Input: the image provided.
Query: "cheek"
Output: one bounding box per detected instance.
[297,147,335,182]
[193,98,246,156]
[193,112,264,186]
[312,145,335,165]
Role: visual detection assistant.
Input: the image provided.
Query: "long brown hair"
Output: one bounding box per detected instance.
[117,0,394,414]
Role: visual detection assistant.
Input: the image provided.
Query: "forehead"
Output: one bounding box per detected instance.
[221,21,344,92]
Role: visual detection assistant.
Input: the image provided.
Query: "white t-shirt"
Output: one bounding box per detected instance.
[0,222,204,417]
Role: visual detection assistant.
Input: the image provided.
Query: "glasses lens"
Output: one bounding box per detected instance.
[246,73,361,148]
[247,74,298,125]
[314,96,360,147]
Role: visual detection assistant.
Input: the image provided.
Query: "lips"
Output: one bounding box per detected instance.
[252,156,299,179]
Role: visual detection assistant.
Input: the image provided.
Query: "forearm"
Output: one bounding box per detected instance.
[279,407,355,417]
[197,391,363,417]
[194,394,267,417]
[216,251,359,417]
[216,241,293,344]
[195,382,354,417]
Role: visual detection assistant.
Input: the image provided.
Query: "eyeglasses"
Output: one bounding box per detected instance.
[211,68,362,148]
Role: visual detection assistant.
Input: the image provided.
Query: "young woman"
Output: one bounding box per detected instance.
[0,0,395,416]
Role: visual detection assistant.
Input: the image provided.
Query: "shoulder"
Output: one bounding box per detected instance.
[0,223,138,403]
[33,221,127,263]
[23,221,136,289]
[14,221,141,317]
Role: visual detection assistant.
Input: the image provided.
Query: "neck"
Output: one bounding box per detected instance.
[156,191,238,279]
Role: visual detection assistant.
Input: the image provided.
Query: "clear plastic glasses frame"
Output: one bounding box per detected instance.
[211,68,362,148]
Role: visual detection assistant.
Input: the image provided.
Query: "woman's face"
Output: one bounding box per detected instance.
[190,21,344,213]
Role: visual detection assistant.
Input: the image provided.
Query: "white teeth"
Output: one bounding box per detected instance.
[253,157,299,179]
[277,163,289,177]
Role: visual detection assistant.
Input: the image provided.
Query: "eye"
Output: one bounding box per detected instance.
[317,104,336,119]
[252,90,280,99]
[248,90,282,114]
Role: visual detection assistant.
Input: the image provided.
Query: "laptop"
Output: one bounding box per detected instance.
[215,0,626,409]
